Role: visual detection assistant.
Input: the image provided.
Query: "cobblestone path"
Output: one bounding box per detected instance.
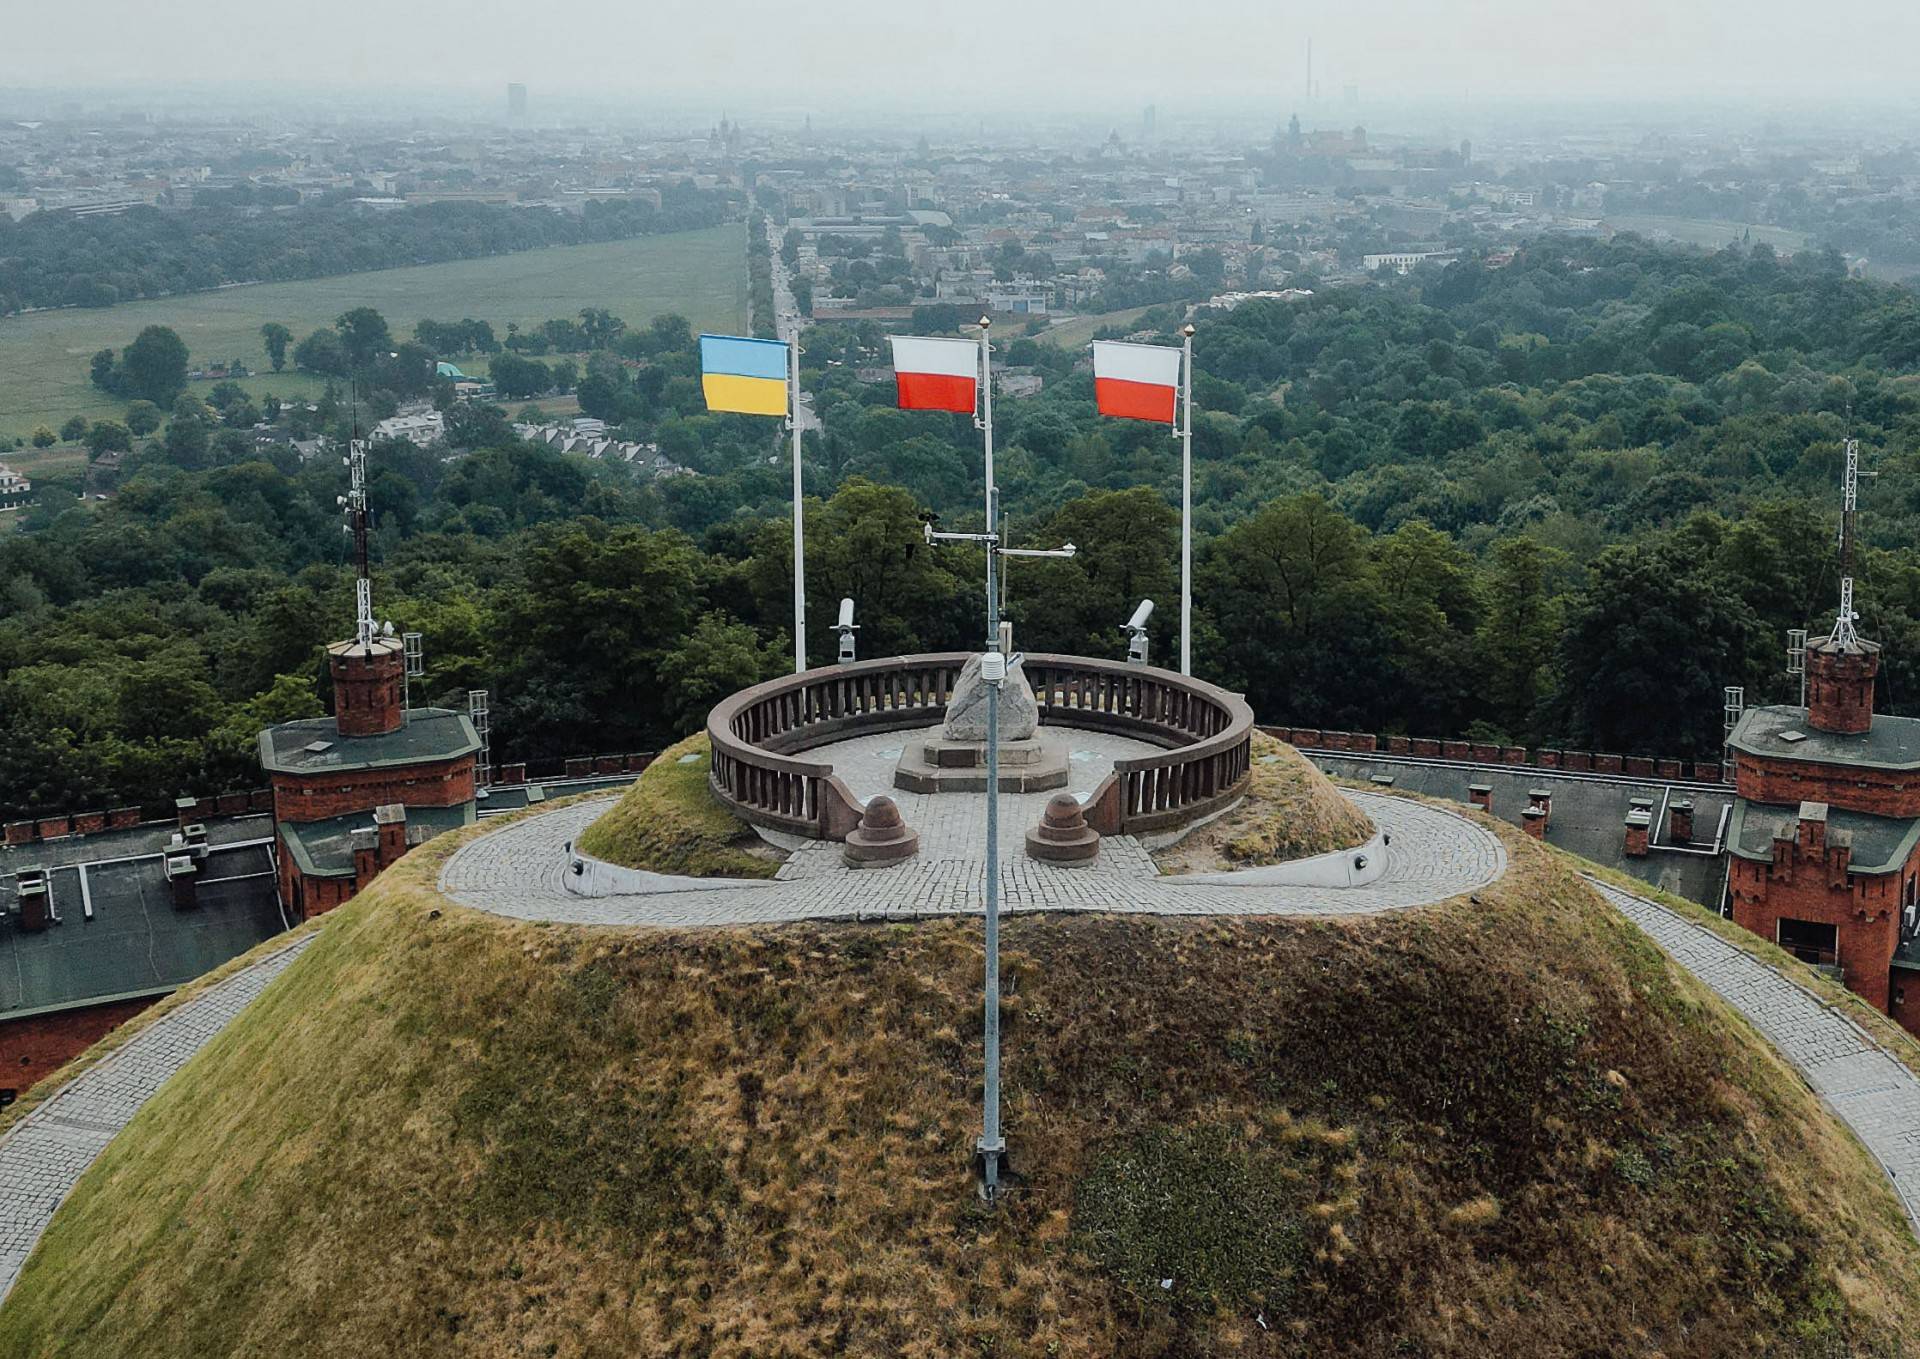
[1588,878,1920,1237]
[0,934,314,1303]
[436,789,1505,926]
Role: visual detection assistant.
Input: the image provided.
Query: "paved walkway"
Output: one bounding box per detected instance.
[5,790,1917,1314]
[1586,878,1920,1236]
[437,789,1503,926]
[0,934,314,1303]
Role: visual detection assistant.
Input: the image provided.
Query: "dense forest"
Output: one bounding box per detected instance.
[0,185,737,314]
[4,233,1920,819]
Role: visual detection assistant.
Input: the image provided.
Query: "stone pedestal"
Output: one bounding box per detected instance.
[1026,793,1101,862]
[893,732,1070,794]
[843,795,920,868]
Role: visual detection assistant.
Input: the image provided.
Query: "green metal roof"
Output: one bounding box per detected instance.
[0,843,286,1021]
[1727,704,1920,773]
[279,803,475,878]
[258,708,481,776]
[1727,797,1920,876]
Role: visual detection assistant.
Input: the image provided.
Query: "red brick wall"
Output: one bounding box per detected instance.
[0,996,157,1099]
[272,755,476,824]
[1729,837,1908,1013]
[1734,751,1920,819]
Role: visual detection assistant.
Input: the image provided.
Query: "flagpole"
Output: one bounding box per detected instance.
[789,333,806,673]
[1180,322,1195,676]
[976,312,1006,1202]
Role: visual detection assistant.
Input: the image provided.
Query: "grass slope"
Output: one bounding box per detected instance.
[0,226,746,441]
[4,808,1919,1358]
[572,732,782,879]
[1154,733,1374,873]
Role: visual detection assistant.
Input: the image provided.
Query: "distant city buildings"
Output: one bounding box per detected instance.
[507,83,528,120]
[0,463,32,510]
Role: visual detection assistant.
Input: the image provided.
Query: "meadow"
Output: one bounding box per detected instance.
[0,224,747,441]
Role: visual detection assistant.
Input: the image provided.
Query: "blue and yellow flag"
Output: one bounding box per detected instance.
[699,334,790,416]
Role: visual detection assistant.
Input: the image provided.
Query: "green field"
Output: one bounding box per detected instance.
[1030,305,1156,348]
[1603,214,1811,256]
[0,225,747,441]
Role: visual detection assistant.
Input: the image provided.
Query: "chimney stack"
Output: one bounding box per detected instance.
[1668,798,1695,844]
[15,868,49,930]
[1624,809,1651,857]
[1468,783,1492,814]
[1521,806,1547,839]
[164,846,197,909]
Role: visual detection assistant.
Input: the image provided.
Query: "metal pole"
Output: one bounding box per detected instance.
[1180,323,1195,676]
[977,313,1005,1201]
[790,333,806,673]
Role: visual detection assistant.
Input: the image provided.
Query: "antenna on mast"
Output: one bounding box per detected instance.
[342,437,375,648]
[1831,433,1872,649]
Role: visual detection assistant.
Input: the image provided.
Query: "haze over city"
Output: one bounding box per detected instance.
[8,0,1920,113]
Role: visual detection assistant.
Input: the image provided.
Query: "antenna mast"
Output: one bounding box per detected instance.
[1832,435,1863,649]
[344,437,375,648]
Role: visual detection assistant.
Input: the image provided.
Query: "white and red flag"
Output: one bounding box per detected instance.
[887,335,979,413]
[1092,339,1183,423]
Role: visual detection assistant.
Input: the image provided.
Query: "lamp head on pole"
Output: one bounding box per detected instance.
[1181,323,1195,338]
[978,315,991,331]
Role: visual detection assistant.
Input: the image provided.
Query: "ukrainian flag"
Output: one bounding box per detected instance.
[700,334,790,416]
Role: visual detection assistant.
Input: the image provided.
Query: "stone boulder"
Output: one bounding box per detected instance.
[942,653,1040,743]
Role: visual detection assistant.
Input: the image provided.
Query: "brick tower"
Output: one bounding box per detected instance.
[257,436,480,919]
[328,635,406,737]
[1804,633,1880,735]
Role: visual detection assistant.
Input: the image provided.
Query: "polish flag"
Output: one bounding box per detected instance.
[1092,340,1183,424]
[888,335,979,413]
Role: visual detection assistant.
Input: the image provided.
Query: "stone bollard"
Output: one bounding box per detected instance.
[1025,793,1101,863]
[843,795,919,868]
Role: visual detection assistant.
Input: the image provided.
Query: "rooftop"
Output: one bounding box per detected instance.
[0,839,285,1021]
[258,707,480,776]
[1728,798,1920,876]
[280,804,475,879]
[1727,704,1920,772]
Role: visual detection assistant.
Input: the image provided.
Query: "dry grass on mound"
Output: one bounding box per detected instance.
[572,731,783,878]
[1154,732,1375,874]
[6,809,1920,1359]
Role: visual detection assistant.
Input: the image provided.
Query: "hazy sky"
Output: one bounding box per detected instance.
[7,0,1920,112]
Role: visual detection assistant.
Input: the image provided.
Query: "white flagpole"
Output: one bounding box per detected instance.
[1180,322,1195,676]
[789,334,806,673]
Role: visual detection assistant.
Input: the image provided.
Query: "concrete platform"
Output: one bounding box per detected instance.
[893,730,1070,793]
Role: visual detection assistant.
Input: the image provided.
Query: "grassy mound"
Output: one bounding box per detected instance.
[1155,732,1375,873]
[572,731,782,878]
[6,812,1919,1358]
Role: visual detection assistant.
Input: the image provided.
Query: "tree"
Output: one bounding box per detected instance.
[1474,537,1564,742]
[124,400,162,436]
[120,326,190,405]
[261,322,293,373]
[58,416,89,444]
[1551,543,1767,756]
[293,328,348,376]
[29,428,55,448]
[84,420,132,457]
[335,307,394,370]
